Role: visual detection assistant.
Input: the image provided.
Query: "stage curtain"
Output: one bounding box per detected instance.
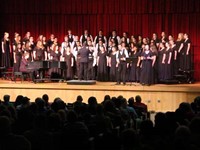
[1,0,200,80]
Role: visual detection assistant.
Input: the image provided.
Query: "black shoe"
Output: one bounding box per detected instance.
[115,82,121,85]
[123,82,126,85]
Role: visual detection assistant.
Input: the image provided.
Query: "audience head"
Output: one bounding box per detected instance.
[3,94,10,103]
[0,116,11,135]
[135,95,142,103]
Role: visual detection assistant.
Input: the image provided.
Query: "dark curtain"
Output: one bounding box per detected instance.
[1,0,200,80]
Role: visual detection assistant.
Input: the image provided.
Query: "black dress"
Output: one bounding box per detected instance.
[129,51,140,82]
[182,38,191,71]
[157,48,165,81]
[49,50,61,76]
[64,53,73,80]
[163,48,173,80]
[176,40,184,71]
[13,49,22,72]
[140,51,154,85]
[171,45,178,76]
[109,52,117,82]
[97,51,108,81]
[1,38,11,68]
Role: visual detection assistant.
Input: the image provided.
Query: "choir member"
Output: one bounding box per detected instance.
[170,40,178,76]
[12,32,20,51]
[183,33,191,71]
[78,42,89,80]
[121,32,130,47]
[140,45,155,85]
[107,40,114,55]
[130,36,137,46]
[23,42,33,62]
[116,42,129,85]
[47,34,55,51]
[33,40,47,61]
[137,35,143,49]
[67,29,75,43]
[160,31,168,43]
[13,43,22,72]
[1,32,11,68]
[129,43,141,83]
[176,33,184,71]
[94,30,107,46]
[152,33,160,48]
[22,31,31,45]
[63,46,74,80]
[71,36,79,49]
[37,35,43,42]
[49,44,62,77]
[95,40,106,54]
[163,42,173,80]
[97,46,109,81]
[80,30,93,45]
[108,46,117,82]
[61,36,70,57]
[73,41,82,78]
[109,30,121,46]
[168,35,174,42]
[87,40,96,80]
[157,43,165,81]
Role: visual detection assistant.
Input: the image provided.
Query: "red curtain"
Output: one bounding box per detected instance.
[1,0,200,80]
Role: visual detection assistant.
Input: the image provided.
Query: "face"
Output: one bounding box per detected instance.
[184,34,188,39]
[27,32,30,37]
[64,36,68,42]
[112,47,116,52]
[5,33,9,38]
[68,30,72,34]
[99,31,102,35]
[84,30,88,34]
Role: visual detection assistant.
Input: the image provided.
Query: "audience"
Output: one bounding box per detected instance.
[0,94,200,150]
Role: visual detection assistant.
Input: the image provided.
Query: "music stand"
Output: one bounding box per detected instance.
[126,57,137,86]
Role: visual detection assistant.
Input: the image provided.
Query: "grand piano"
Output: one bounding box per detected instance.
[27,61,67,83]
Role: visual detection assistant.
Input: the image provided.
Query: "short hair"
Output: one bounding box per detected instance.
[3,95,10,102]
[135,95,142,103]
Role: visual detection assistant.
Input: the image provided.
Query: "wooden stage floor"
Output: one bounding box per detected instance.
[0,79,200,112]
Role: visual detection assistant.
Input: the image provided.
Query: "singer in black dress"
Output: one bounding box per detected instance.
[63,46,74,80]
[1,32,11,68]
[13,43,23,72]
[129,44,141,82]
[183,33,191,71]
[97,46,108,81]
[163,42,173,80]
[108,46,117,82]
[157,43,165,81]
[140,45,155,85]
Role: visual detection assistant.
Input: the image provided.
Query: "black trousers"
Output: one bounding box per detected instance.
[117,62,127,84]
[79,62,88,80]
[87,60,95,80]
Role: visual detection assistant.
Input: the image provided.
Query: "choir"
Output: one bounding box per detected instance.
[0,30,192,85]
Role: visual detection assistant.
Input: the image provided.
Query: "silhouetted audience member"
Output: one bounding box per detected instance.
[24,114,53,150]
[121,128,140,150]
[62,110,89,150]
[87,96,98,115]
[0,116,31,150]
[42,94,50,109]
[3,94,12,107]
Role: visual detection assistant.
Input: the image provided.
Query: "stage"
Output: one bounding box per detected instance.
[0,79,200,112]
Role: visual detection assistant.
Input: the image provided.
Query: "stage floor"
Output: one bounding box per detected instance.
[0,79,200,112]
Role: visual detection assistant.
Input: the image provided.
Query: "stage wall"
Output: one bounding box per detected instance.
[0,0,200,80]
